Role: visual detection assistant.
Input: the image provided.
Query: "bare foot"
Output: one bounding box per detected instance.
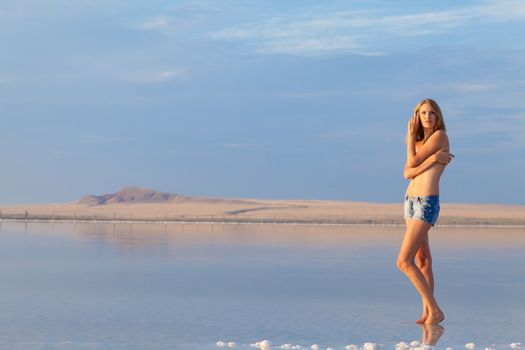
[424,309,445,325]
[416,308,428,324]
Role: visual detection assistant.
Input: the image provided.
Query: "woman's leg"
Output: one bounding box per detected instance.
[397,219,444,324]
[415,234,434,323]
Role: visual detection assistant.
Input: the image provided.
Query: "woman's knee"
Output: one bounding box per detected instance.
[397,257,414,272]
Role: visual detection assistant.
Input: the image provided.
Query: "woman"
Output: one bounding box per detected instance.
[397,99,453,325]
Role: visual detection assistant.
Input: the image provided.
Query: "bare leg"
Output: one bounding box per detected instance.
[415,234,434,324]
[397,219,444,324]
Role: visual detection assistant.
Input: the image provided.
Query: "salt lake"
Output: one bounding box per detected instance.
[0,222,523,350]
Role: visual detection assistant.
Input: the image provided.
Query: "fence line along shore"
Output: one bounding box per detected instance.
[1,211,524,229]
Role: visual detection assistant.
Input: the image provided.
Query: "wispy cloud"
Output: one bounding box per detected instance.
[450,112,525,155]
[276,90,342,98]
[119,69,186,83]
[456,83,499,93]
[452,113,524,135]
[319,122,402,145]
[76,134,132,145]
[136,2,231,34]
[139,16,171,30]
[209,0,525,55]
[472,0,525,21]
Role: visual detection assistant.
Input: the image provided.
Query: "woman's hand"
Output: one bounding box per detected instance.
[435,148,454,165]
[407,112,419,138]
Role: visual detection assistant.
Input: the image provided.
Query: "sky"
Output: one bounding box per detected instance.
[1,0,524,205]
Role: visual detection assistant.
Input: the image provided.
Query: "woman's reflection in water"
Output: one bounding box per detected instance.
[420,324,445,345]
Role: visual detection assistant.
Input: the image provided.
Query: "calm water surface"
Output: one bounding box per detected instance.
[0,222,523,350]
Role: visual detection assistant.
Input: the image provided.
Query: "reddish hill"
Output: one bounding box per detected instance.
[79,187,176,205]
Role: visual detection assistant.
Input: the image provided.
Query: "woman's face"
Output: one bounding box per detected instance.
[418,103,437,130]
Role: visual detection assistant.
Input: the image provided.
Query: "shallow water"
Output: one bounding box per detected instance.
[0,222,523,350]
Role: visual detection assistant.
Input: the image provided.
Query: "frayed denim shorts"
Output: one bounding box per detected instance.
[404,195,440,226]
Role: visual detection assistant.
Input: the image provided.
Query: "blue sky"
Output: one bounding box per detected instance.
[1,0,524,204]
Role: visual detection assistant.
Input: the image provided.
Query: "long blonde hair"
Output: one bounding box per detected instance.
[413,98,446,143]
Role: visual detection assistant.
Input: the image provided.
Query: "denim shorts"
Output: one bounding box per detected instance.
[404,195,440,226]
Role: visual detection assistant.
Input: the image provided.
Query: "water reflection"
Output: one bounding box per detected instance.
[0,222,523,348]
[420,324,445,346]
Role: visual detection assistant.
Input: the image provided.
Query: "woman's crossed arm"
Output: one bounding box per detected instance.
[404,149,453,180]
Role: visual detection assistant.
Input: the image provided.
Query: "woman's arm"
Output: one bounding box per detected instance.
[404,149,453,180]
[406,130,447,167]
[404,154,438,180]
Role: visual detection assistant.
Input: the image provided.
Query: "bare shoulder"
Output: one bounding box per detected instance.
[432,129,449,147]
[432,129,447,139]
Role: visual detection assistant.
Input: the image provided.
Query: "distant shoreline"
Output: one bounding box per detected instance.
[1,189,524,230]
[1,216,524,229]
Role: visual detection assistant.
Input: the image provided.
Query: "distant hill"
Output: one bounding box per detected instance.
[79,187,176,205]
[78,186,259,206]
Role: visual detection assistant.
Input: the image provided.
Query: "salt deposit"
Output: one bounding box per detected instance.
[395,342,410,350]
[363,342,378,350]
[260,340,273,350]
[226,338,523,350]
[281,344,302,350]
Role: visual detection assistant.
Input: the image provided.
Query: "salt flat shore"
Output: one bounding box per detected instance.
[1,198,524,227]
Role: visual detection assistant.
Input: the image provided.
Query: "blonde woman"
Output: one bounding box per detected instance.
[397,99,453,325]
